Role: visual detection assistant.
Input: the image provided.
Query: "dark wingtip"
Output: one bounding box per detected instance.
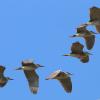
[31,87,38,94]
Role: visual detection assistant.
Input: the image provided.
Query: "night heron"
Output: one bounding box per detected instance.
[70,25,95,50]
[0,65,13,87]
[46,70,72,93]
[82,6,100,33]
[16,60,44,94]
[63,42,92,63]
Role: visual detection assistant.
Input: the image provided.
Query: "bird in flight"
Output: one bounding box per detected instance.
[16,60,44,94]
[63,42,92,63]
[81,6,100,33]
[0,65,13,87]
[46,70,72,93]
[70,25,95,50]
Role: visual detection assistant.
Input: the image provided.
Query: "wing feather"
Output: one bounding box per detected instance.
[90,7,100,21]
[24,70,39,94]
[59,77,72,93]
[71,42,84,54]
[84,33,95,50]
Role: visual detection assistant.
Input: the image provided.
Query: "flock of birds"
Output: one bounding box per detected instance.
[0,6,100,94]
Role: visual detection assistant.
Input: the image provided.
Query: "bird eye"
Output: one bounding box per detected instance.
[57,73,61,77]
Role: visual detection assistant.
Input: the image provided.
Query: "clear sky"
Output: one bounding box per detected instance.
[0,0,100,100]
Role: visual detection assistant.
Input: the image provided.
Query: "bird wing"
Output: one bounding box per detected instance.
[71,42,84,54]
[95,25,100,33]
[90,7,100,21]
[46,70,61,79]
[84,32,95,50]
[81,54,89,63]
[77,26,86,33]
[58,77,72,93]
[0,66,5,74]
[0,81,7,87]
[24,70,39,94]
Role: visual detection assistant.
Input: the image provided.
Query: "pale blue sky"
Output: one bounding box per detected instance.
[0,0,100,100]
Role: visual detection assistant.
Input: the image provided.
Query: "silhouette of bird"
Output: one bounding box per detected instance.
[63,42,92,63]
[0,65,13,87]
[70,25,95,50]
[16,60,44,94]
[82,6,100,33]
[46,70,72,93]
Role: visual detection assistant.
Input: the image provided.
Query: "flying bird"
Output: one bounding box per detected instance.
[70,25,95,50]
[63,42,92,63]
[0,65,13,87]
[16,60,44,94]
[82,6,100,33]
[46,70,72,93]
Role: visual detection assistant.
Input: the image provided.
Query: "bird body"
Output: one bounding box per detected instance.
[16,60,43,94]
[0,65,13,87]
[46,70,72,93]
[70,26,95,50]
[63,42,91,63]
[82,6,100,33]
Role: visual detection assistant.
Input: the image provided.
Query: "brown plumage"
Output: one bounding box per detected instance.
[16,60,44,94]
[63,42,91,63]
[24,70,39,94]
[90,6,100,33]
[77,26,95,50]
[46,70,72,93]
[0,65,13,87]
[71,42,84,54]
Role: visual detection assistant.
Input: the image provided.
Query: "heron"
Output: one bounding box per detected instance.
[70,25,95,50]
[0,65,13,87]
[63,42,92,63]
[46,70,72,93]
[16,60,44,94]
[81,6,100,33]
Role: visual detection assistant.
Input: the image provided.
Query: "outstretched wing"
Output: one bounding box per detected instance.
[84,32,95,50]
[24,70,39,94]
[59,77,72,93]
[77,26,87,33]
[71,42,84,54]
[46,70,61,80]
[90,7,100,33]
[95,25,100,33]
[90,6,100,21]
[0,66,5,74]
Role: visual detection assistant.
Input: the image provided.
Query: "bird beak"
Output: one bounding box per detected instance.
[9,78,14,80]
[63,54,70,56]
[45,77,52,80]
[40,65,44,67]
[69,35,76,38]
[37,64,44,67]
[87,22,92,25]
[45,78,49,80]
[15,67,22,70]
[88,53,93,55]
[8,77,14,80]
